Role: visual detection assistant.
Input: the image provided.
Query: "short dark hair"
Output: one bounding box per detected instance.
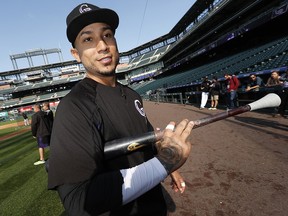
[34,103,41,110]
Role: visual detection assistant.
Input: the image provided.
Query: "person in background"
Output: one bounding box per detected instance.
[265,71,283,117]
[245,73,264,92]
[209,76,221,110]
[22,111,29,126]
[31,103,51,165]
[266,71,282,87]
[42,102,54,134]
[275,70,288,118]
[48,3,194,216]
[200,76,211,109]
[224,73,240,110]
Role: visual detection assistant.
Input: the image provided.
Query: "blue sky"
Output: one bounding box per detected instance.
[0,0,195,73]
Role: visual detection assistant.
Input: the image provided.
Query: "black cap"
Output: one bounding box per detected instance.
[66,3,119,44]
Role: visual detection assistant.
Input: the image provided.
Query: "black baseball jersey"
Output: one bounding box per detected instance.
[31,110,51,138]
[48,78,166,215]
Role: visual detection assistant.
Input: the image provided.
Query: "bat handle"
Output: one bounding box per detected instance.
[193,105,251,129]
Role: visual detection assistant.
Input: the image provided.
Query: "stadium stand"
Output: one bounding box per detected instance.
[133,36,288,95]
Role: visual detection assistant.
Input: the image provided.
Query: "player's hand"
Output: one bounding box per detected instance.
[155,119,194,174]
[170,170,186,193]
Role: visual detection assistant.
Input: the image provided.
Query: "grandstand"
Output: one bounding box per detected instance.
[135,35,288,96]
[0,0,287,117]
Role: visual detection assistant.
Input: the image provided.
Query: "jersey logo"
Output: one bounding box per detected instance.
[134,100,146,117]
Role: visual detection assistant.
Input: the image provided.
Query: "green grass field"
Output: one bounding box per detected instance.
[0,126,66,216]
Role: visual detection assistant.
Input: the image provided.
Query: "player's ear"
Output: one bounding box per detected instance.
[70,48,81,63]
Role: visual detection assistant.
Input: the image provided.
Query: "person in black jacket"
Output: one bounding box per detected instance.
[42,101,54,134]
[31,103,51,165]
[48,3,194,216]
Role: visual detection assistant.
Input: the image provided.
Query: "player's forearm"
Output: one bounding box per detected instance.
[120,157,167,204]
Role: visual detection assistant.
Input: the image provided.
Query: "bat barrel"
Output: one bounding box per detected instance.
[247,93,281,111]
[104,131,161,160]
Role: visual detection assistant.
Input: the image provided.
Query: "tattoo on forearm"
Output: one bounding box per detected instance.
[156,138,183,174]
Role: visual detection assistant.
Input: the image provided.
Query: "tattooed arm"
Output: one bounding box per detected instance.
[156,119,193,174]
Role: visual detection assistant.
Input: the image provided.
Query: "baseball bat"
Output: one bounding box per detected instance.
[104,93,281,160]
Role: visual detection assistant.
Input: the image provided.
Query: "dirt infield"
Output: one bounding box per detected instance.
[143,101,288,216]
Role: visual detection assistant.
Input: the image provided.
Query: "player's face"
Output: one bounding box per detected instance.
[71,23,119,79]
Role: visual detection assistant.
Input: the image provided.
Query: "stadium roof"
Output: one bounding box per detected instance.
[168,0,215,36]
[0,60,79,77]
[120,0,215,56]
